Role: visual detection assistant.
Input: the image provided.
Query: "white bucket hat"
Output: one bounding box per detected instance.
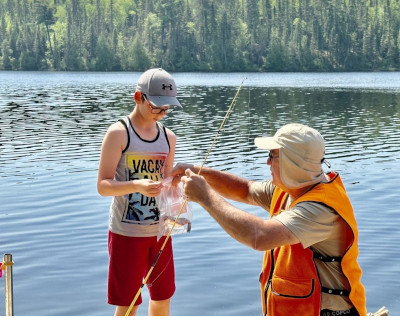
[136,68,182,108]
[255,123,326,189]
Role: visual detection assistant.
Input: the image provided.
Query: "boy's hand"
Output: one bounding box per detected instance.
[134,179,162,197]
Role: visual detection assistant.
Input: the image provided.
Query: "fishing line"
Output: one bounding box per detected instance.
[125,77,246,316]
[247,85,251,144]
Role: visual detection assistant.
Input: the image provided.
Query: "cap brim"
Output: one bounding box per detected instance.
[254,136,282,150]
[148,95,182,109]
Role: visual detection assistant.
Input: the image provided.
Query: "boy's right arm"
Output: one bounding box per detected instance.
[97,123,162,197]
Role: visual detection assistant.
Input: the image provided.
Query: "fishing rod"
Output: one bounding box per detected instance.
[125,77,246,316]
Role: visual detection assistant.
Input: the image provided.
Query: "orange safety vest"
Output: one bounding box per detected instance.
[259,172,367,316]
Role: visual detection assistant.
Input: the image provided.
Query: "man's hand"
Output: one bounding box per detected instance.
[170,163,195,186]
[180,169,211,203]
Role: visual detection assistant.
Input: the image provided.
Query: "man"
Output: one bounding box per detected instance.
[98,68,181,316]
[171,123,367,316]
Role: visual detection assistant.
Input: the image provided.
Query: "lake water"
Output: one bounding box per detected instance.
[0,71,399,316]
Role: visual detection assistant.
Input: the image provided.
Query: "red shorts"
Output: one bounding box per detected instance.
[107,231,175,306]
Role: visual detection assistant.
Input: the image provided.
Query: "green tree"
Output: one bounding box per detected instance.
[94,33,114,71]
[124,34,152,71]
[1,0,400,72]
[265,38,288,71]
[1,39,13,70]
[36,2,55,63]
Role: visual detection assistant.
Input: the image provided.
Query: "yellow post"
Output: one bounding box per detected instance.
[3,254,14,316]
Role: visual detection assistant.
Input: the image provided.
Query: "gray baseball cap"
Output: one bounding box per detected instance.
[136,68,182,108]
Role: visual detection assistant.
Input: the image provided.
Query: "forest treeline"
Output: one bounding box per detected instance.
[0,0,399,72]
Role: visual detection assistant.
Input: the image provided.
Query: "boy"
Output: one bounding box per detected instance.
[97,68,181,316]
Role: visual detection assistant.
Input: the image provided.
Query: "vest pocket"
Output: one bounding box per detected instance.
[270,276,314,298]
[268,276,320,315]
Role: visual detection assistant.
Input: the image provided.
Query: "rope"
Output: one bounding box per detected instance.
[0,261,14,269]
[124,77,246,316]
[0,260,14,278]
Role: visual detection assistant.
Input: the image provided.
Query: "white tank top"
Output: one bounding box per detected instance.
[109,116,170,237]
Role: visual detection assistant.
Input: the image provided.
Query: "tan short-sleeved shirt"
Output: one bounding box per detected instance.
[250,180,353,311]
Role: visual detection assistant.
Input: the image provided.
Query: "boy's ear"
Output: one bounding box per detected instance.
[133,91,143,104]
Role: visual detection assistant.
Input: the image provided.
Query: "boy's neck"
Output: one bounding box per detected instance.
[129,109,159,140]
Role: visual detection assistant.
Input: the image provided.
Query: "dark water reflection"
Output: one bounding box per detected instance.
[0,72,399,316]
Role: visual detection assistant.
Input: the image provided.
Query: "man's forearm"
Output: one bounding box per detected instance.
[188,165,253,203]
[198,189,299,252]
[198,189,261,249]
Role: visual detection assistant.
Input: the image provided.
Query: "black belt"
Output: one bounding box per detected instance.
[321,286,350,296]
[320,307,359,316]
[313,251,343,263]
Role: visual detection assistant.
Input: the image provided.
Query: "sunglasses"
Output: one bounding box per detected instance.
[143,94,174,114]
[268,152,279,160]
